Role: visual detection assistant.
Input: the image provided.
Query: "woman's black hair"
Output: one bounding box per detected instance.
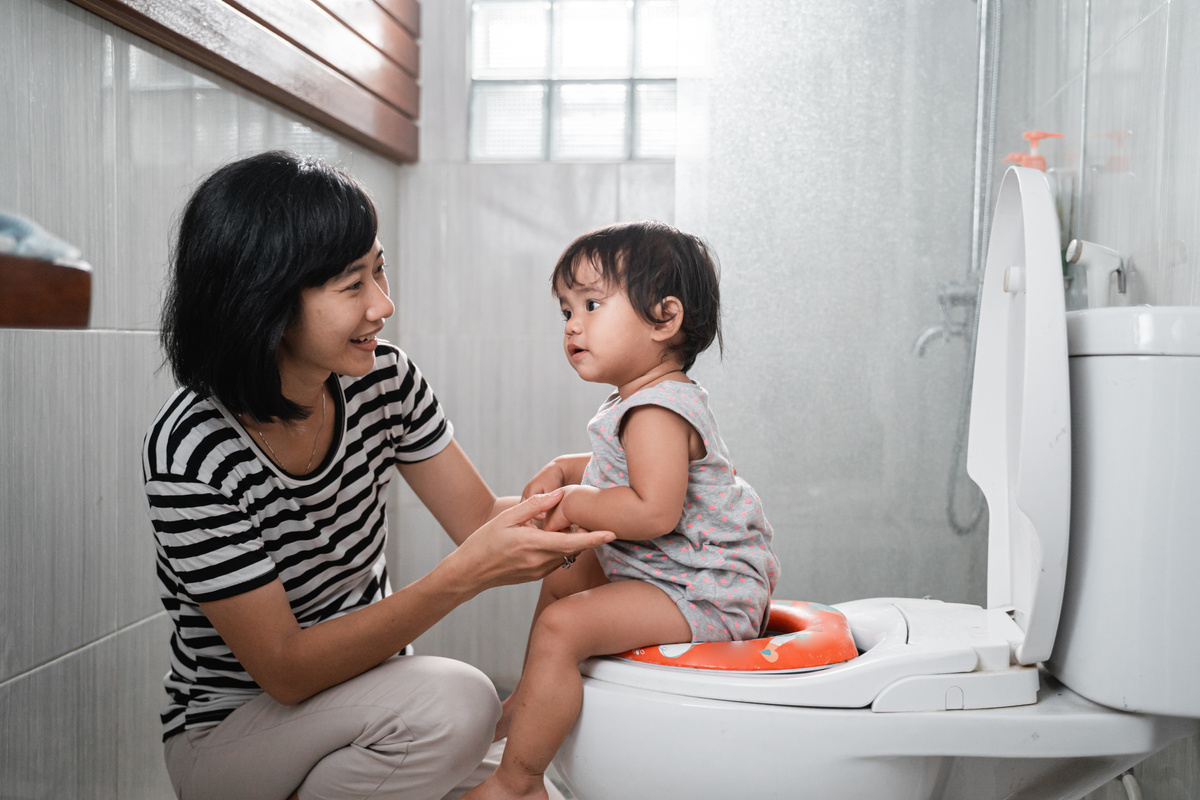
[161,150,378,423]
[551,220,723,372]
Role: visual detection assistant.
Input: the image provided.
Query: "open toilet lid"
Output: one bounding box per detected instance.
[966,166,1072,667]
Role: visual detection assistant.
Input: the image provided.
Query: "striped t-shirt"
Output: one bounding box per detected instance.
[142,343,453,741]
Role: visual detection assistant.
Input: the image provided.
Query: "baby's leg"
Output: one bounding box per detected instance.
[467,580,690,800]
[497,548,608,741]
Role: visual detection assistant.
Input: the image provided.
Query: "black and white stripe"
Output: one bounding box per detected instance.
[143,343,452,740]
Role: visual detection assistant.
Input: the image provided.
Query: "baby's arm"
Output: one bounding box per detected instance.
[553,405,691,540]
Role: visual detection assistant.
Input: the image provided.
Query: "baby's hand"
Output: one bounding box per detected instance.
[521,460,569,501]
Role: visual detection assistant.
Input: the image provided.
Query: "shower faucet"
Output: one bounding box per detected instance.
[913,279,981,356]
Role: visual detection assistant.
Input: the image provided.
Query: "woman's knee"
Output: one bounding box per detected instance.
[396,657,500,762]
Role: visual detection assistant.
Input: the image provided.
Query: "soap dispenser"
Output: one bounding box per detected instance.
[1003,130,1064,172]
[1005,131,1074,252]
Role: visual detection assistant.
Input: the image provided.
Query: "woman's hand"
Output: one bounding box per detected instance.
[444,490,614,592]
[541,484,601,533]
[200,491,613,707]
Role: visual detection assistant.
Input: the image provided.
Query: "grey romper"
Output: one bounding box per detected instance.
[585,380,779,642]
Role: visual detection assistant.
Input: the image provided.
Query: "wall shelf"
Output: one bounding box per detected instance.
[0,254,92,328]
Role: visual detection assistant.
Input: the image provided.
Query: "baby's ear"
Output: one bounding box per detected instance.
[651,296,684,342]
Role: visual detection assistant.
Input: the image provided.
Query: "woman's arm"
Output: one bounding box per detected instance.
[550,406,691,540]
[200,490,613,706]
[396,440,512,546]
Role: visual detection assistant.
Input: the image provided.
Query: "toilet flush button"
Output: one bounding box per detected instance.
[946,687,965,710]
[1004,266,1025,293]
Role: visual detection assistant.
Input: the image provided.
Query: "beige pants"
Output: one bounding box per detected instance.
[164,655,510,800]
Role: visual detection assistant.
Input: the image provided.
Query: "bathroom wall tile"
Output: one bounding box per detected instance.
[1088,0,1168,62]
[0,330,120,681]
[0,635,119,799]
[397,161,621,345]
[617,161,676,224]
[0,328,170,676]
[116,332,180,627]
[1157,0,1200,303]
[1032,76,1085,287]
[1031,0,1088,106]
[112,41,220,332]
[0,0,119,327]
[1080,6,1168,304]
[116,614,175,800]
[415,0,471,164]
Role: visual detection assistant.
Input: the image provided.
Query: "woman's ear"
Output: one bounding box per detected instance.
[651,296,684,342]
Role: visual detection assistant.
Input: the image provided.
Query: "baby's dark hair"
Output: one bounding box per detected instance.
[551,221,723,372]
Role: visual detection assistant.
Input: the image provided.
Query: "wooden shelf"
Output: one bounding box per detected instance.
[0,254,92,328]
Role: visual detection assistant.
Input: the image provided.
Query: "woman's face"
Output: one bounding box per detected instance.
[279,238,393,383]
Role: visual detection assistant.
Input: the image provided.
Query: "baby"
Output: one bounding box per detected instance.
[465,221,779,800]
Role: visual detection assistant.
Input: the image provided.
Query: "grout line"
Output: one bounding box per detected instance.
[0,611,169,690]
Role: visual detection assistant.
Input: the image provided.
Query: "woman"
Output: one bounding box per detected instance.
[143,150,610,800]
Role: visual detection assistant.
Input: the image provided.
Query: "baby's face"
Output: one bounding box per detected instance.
[556,259,661,389]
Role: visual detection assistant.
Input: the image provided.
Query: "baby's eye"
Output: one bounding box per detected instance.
[585,299,600,312]
[561,308,572,321]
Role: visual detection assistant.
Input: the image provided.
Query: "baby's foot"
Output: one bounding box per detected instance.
[461,773,549,800]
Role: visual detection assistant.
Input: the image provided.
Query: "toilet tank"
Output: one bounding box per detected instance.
[1046,306,1200,718]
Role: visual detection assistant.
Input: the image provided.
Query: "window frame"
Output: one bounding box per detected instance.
[469,0,677,162]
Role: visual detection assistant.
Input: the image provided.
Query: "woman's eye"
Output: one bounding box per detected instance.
[586,299,600,311]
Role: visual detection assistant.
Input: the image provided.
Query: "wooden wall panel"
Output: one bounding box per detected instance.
[316,0,419,76]
[67,0,420,163]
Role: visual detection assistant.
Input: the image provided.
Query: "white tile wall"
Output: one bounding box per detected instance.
[1,0,402,793]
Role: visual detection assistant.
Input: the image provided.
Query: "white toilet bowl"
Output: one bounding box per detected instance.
[559,668,1192,800]
[551,167,1200,800]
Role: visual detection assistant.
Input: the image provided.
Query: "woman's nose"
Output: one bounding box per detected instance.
[369,279,395,321]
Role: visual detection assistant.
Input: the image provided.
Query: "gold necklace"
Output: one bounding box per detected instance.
[255,388,326,474]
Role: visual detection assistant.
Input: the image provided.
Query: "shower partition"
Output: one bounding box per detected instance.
[675,0,987,606]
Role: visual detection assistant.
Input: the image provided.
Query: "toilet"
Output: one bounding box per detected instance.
[551,167,1200,800]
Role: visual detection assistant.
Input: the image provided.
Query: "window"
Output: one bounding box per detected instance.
[470,0,678,161]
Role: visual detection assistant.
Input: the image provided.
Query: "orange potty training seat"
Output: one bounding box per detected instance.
[614,600,859,673]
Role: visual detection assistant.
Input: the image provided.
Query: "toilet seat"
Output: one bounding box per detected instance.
[586,597,1039,712]
[612,600,858,673]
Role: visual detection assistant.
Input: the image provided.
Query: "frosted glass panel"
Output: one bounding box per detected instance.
[472,2,551,79]
[553,82,628,159]
[634,81,674,158]
[554,1,633,79]
[635,0,678,78]
[471,83,547,159]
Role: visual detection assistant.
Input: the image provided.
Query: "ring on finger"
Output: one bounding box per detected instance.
[561,553,578,570]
